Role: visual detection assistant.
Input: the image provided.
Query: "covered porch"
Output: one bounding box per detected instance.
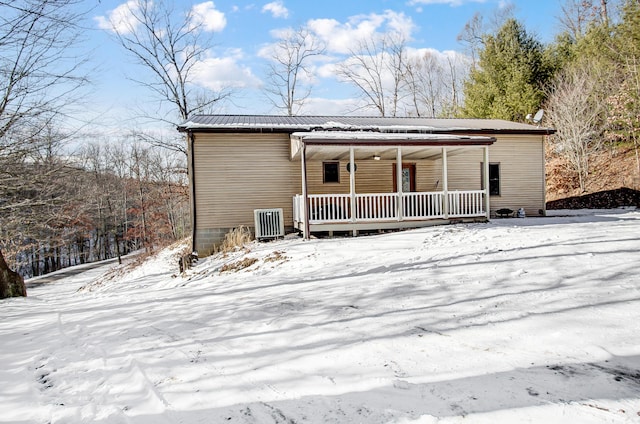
[290,131,496,238]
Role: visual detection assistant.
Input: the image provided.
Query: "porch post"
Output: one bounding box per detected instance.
[483,145,490,219]
[349,146,356,225]
[396,146,403,221]
[442,147,449,219]
[301,143,310,240]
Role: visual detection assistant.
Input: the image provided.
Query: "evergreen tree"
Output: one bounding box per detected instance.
[461,19,552,121]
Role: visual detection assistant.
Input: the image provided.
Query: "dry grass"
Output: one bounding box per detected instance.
[219,226,253,254]
[218,250,288,274]
[219,257,258,273]
[264,251,289,263]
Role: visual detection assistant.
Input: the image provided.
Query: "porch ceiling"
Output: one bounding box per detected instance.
[290,131,495,161]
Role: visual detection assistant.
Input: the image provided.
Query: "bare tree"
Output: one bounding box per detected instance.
[547,63,607,192]
[457,4,514,69]
[336,33,408,117]
[0,0,89,297]
[441,54,469,117]
[404,52,444,117]
[264,26,325,116]
[104,0,230,153]
[457,12,484,69]
[0,0,88,140]
[403,50,469,118]
[559,0,598,40]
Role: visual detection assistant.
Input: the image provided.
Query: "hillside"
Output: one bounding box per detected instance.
[546,145,640,209]
[3,210,640,423]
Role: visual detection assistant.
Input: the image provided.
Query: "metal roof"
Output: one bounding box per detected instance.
[177,114,555,135]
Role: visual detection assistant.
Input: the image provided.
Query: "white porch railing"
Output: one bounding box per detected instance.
[356,193,397,220]
[309,194,351,222]
[403,192,445,220]
[448,190,485,218]
[294,190,486,224]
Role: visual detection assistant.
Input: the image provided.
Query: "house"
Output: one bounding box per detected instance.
[177,115,555,256]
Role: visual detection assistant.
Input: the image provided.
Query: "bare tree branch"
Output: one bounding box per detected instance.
[336,33,408,117]
[105,0,231,125]
[264,26,325,116]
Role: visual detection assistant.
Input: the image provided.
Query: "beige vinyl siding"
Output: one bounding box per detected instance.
[193,133,300,229]
[416,161,442,192]
[446,148,484,191]
[444,135,545,215]
[486,134,546,215]
[307,160,445,194]
[306,161,392,194]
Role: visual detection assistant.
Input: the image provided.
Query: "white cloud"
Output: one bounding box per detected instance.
[262,1,289,19]
[94,1,141,34]
[308,10,416,54]
[190,2,227,32]
[299,97,366,116]
[191,49,261,91]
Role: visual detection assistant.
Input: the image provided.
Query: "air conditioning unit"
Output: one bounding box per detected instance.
[254,208,284,240]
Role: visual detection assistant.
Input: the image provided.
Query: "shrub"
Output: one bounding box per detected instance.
[219,226,253,254]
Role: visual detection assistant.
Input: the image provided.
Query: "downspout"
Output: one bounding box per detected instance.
[188,132,197,253]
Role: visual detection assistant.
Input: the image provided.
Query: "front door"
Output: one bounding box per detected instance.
[393,164,416,192]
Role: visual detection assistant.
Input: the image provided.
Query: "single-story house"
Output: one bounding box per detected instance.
[177,115,555,256]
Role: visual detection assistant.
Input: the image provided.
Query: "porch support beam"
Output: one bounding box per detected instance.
[483,145,490,219]
[442,147,448,219]
[349,146,356,228]
[396,146,403,221]
[302,143,310,240]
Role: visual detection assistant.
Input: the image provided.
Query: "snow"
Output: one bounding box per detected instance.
[2,210,640,423]
[291,131,492,142]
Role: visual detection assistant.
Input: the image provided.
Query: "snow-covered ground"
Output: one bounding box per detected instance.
[2,210,640,424]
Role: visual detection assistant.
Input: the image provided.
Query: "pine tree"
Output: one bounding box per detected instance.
[461,19,552,121]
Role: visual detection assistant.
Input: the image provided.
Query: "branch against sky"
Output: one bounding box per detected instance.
[457,3,514,69]
[262,26,326,116]
[0,0,89,140]
[98,0,231,128]
[334,31,410,117]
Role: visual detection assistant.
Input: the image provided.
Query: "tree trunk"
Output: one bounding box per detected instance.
[0,249,26,299]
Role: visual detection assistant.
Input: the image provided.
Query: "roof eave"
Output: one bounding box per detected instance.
[177,125,555,136]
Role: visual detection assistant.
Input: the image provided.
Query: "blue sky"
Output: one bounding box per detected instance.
[84,0,563,133]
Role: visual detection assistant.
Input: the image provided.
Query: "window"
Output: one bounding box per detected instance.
[481,163,500,196]
[323,161,340,183]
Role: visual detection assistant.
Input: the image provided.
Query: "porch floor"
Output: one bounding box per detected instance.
[294,216,489,235]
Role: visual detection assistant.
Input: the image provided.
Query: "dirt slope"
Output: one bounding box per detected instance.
[546,146,640,208]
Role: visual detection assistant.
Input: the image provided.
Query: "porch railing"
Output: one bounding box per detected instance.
[294,190,486,224]
[448,190,485,217]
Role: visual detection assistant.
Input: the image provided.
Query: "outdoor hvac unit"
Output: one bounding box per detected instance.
[254,208,284,240]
